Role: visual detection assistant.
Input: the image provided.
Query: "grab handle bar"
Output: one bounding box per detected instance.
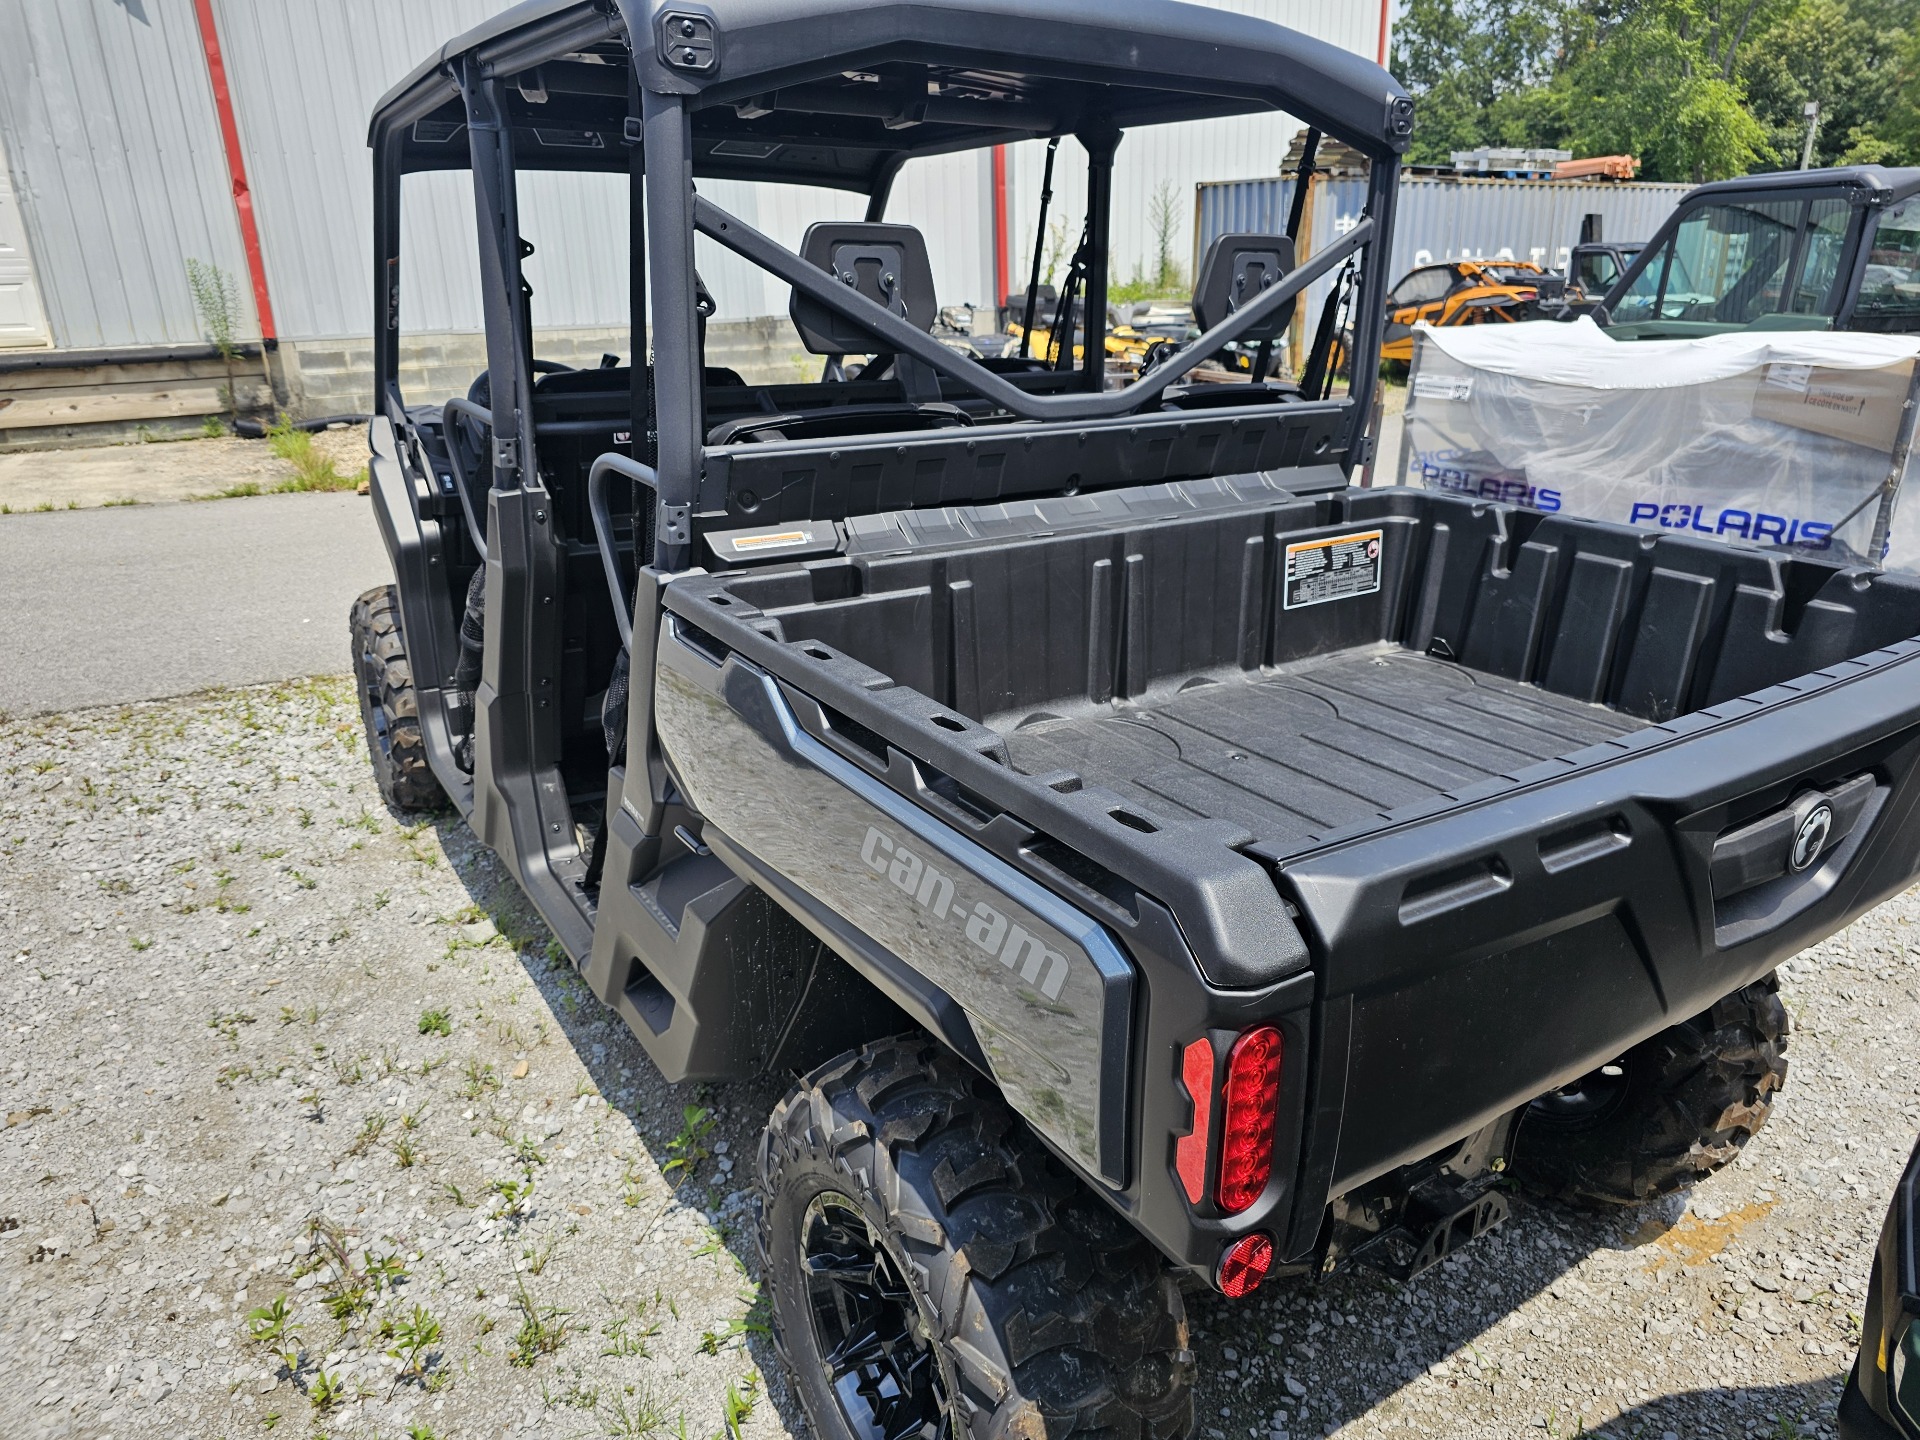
[439,397,494,561]
[586,451,660,652]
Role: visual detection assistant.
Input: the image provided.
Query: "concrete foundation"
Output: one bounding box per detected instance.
[0,319,815,450]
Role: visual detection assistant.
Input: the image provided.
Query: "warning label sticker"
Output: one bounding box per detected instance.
[731,529,812,553]
[1283,529,1383,610]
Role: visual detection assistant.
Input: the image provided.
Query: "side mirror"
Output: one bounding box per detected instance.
[1534,274,1567,304]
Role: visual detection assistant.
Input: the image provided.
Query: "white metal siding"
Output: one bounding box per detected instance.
[0,0,1390,347]
[210,0,505,341]
[0,0,257,350]
[211,0,1394,331]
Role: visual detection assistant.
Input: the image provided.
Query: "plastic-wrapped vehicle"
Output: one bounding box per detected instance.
[352,5,1920,1437]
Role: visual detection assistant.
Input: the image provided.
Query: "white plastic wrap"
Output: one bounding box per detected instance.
[1397,317,1920,572]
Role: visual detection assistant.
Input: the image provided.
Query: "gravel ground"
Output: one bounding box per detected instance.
[4,679,1915,1440]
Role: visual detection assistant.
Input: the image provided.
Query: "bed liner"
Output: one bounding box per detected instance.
[1000,646,1641,852]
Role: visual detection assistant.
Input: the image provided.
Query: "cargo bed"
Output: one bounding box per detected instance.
[658,484,1920,1245]
[671,486,1920,860]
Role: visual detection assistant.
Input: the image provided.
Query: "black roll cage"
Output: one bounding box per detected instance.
[370,0,1405,571]
[359,0,1409,995]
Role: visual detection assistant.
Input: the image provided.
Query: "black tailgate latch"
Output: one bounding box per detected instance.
[1710,773,1875,899]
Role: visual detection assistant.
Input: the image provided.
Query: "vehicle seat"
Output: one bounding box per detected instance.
[1192,232,1297,342]
[789,222,938,353]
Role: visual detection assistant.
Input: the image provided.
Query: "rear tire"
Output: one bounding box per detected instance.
[757,1036,1193,1440]
[349,584,441,812]
[1512,976,1789,1206]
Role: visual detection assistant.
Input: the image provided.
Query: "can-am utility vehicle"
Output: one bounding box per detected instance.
[355,5,1920,1437]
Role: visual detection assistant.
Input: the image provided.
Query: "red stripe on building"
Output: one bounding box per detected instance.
[191,0,276,341]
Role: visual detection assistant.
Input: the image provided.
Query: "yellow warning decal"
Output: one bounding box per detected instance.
[731,530,810,552]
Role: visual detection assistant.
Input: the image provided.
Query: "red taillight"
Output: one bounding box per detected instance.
[1214,1025,1283,1214]
[1217,1233,1273,1297]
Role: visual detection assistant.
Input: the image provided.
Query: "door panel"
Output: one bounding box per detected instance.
[0,134,52,348]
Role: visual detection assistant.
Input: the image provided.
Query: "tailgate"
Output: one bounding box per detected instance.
[1275,640,1920,1199]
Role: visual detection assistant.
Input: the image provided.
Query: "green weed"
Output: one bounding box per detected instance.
[720,1377,757,1440]
[507,1282,576,1367]
[307,1368,346,1411]
[345,1114,387,1158]
[662,1105,716,1183]
[382,1303,443,1396]
[209,1010,256,1042]
[266,415,359,493]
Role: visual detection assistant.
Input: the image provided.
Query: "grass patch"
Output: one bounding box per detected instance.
[507,1281,577,1367]
[268,415,360,493]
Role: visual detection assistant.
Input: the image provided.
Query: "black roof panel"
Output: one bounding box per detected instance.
[1682,165,1920,206]
[372,0,1411,190]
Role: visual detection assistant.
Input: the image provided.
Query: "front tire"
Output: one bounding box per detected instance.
[757,1036,1193,1440]
[349,584,441,812]
[1512,975,1789,1206]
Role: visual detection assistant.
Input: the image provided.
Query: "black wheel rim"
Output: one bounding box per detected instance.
[801,1191,950,1440]
[1531,1060,1630,1124]
[356,642,394,762]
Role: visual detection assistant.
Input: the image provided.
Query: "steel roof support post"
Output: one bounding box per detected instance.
[1342,154,1398,474]
[372,133,405,420]
[642,89,698,570]
[463,66,535,493]
[1081,130,1119,392]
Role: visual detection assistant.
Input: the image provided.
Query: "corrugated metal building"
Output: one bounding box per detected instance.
[0,0,1389,437]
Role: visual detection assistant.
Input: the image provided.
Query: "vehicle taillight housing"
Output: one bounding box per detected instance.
[1214,1025,1283,1214]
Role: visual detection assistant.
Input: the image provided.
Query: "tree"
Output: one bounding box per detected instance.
[1739,0,1918,167]
[1888,24,1920,158]
[1389,0,1920,181]
[1392,0,1576,165]
[1556,6,1777,180]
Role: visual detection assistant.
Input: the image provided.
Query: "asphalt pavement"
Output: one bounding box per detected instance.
[0,493,390,715]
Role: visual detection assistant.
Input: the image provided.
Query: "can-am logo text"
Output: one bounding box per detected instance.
[860,826,1069,1001]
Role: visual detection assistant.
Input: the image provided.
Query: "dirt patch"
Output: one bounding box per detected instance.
[1635,1199,1779,1267]
[0,425,371,512]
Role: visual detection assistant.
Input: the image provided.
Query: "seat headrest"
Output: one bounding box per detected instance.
[1193,233,1298,344]
[790,222,937,355]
